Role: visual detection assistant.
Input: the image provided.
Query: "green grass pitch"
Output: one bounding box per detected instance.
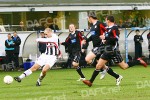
[0,66,150,100]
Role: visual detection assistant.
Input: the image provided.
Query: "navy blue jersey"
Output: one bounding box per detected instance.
[105,25,120,46]
[62,31,83,53]
[87,21,106,47]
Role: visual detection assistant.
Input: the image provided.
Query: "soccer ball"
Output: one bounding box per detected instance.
[3,75,13,84]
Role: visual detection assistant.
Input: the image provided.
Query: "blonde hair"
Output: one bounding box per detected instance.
[44,28,52,33]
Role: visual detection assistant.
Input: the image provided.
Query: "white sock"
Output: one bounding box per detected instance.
[40,72,43,77]
[19,69,32,79]
[39,72,44,81]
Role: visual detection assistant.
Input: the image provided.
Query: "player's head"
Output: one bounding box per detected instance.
[69,24,76,33]
[135,29,140,35]
[13,31,17,37]
[105,15,115,26]
[88,11,97,23]
[7,33,12,39]
[44,28,53,37]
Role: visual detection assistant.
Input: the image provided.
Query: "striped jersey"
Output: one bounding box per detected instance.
[36,34,60,56]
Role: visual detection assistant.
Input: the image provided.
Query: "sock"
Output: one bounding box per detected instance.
[90,69,100,83]
[91,59,97,67]
[100,69,104,72]
[38,72,46,81]
[76,66,85,78]
[127,60,140,67]
[107,67,119,79]
[19,69,32,79]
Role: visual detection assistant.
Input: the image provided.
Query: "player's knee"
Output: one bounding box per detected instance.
[72,62,79,68]
[85,57,91,64]
[118,62,128,70]
[42,69,47,74]
[30,66,38,71]
[121,65,128,70]
[96,63,103,69]
[85,57,88,62]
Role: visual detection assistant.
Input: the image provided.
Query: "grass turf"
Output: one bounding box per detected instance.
[0,66,150,100]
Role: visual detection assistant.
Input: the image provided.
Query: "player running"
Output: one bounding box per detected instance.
[82,11,123,85]
[83,15,147,87]
[14,28,60,86]
[61,24,86,81]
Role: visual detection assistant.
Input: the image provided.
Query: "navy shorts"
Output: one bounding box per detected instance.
[101,51,123,63]
[72,51,81,63]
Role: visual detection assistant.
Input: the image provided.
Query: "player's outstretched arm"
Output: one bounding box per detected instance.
[36,38,57,43]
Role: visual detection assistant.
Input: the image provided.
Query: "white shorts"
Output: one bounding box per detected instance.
[36,54,57,68]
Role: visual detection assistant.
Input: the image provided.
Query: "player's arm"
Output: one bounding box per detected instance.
[78,32,84,41]
[100,28,119,42]
[86,36,92,42]
[61,35,70,46]
[106,29,119,42]
[99,23,106,35]
[36,37,57,43]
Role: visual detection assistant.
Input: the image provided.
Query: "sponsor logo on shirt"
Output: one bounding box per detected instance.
[71,39,76,43]
[90,31,96,35]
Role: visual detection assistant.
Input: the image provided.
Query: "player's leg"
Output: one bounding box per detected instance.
[36,64,50,86]
[85,51,96,64]
[86,47,108,79]
[36,55,57,86]
[92,53,118,81]
[72,52,85,81]
[94,55,107,80]
[83,58,107,87]
[118,56,147,69]
[14,54,46,83]
[14,63,41,82]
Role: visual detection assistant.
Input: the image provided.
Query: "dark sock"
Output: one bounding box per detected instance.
[91,59,97,67]
[76,66,85,78]
[89,69,100,83]
[127,60,140,67]
[107,67,119,79]
[100,69,104,72]
[39,75,46,81]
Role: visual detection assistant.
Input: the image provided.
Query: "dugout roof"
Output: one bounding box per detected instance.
[0,0,149,12]
[0,0,149,5]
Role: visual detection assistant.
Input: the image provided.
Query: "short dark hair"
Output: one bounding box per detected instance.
[106,15,115,22]
[88,11,97,19]
[135,29,140,32]
[8,33,11,35]
[40,32,44,34]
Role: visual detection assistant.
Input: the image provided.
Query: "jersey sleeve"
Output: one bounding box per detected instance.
[105,27,119,42]
[99,23,106,35]
[61,34,70,46]
[36,34,58,43]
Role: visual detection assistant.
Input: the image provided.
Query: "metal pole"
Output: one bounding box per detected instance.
[125,28,128,63]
